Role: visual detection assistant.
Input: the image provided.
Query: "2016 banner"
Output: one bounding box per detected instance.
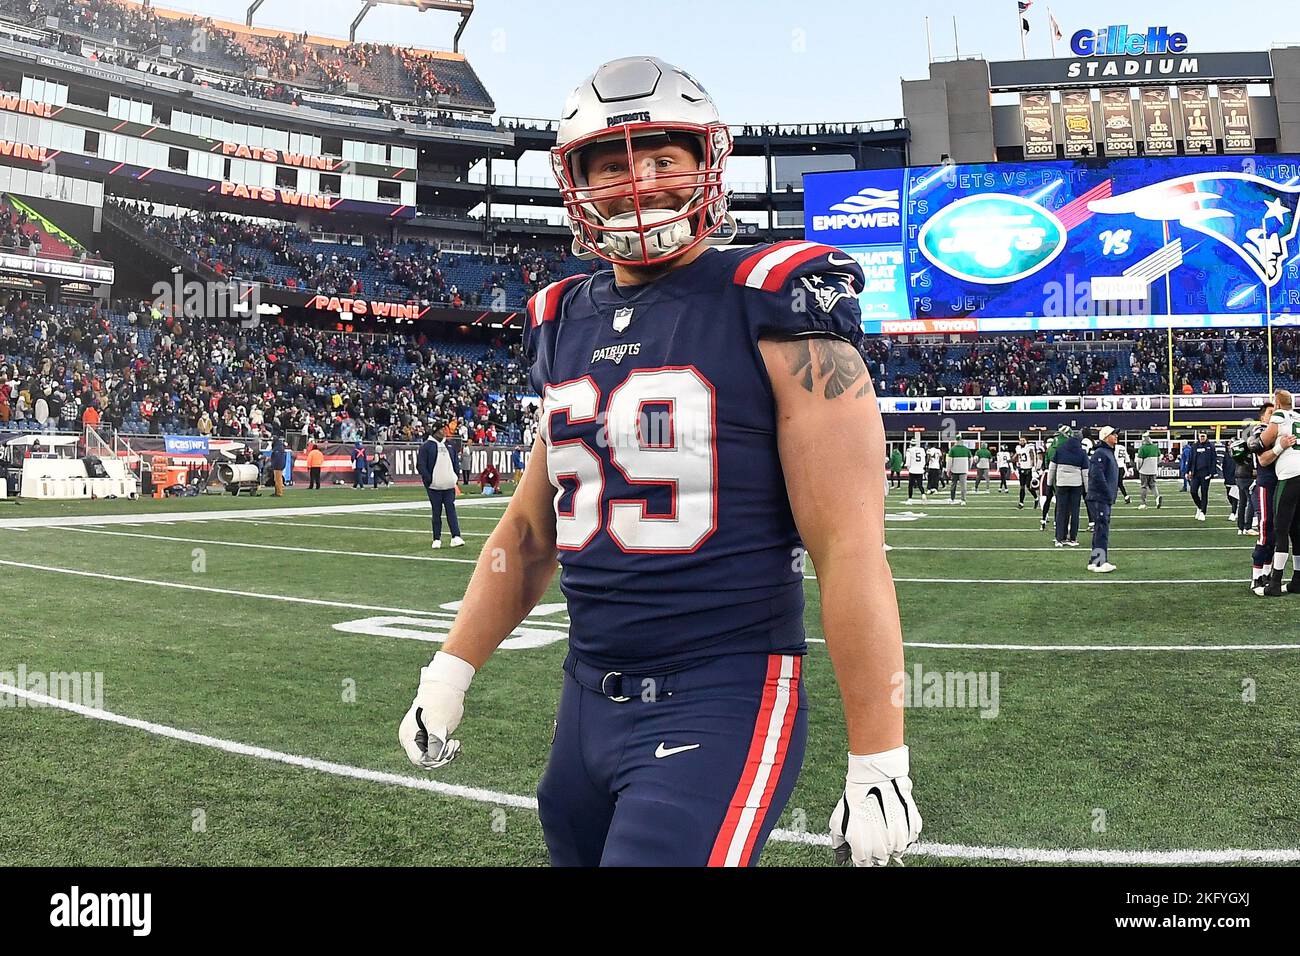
[1179,87,1215,154]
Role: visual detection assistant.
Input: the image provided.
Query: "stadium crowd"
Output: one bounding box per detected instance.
[109,198,586,311]
[0,295,538,445]
[2,0,482,111]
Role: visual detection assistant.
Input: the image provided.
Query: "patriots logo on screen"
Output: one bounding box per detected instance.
[1088,172,1300,287]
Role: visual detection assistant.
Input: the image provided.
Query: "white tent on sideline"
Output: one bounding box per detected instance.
[6,434,80,446]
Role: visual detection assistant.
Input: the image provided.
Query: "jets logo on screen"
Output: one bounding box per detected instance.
[918,194,1067,284]
[813,187,900,231]
[1089,172,1300,287]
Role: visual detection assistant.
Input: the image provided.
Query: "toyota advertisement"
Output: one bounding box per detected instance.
[804,153,1300,335]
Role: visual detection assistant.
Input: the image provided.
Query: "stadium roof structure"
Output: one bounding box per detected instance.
[118,0,474,55]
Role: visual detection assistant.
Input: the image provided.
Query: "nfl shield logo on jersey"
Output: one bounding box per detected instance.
[612,306,634,334]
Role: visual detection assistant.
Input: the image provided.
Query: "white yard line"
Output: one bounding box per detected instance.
[888,577,1249,585]
[886,546,1251,552]
[228,518,491,537]
[0,558,454,616]
[3,680,1294,865]
[54,527,479,565]
[0,496,511,530]
[4,558,1295,651]
[882,527,1239,533]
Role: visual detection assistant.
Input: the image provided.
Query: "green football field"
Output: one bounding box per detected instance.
[1,479,1297,867]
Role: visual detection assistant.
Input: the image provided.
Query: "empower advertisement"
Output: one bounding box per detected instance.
[804,153,1300,334]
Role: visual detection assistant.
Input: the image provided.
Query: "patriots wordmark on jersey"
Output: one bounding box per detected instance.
[523,240,867,673]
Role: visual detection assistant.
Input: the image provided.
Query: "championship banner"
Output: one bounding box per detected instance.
[1061,90,1095,159]
[1218,85,1254,153]
[1020,92,1057,158]
[1179,87,1215,154]
[1100,89,1137,157]
[1139,87,1177,156]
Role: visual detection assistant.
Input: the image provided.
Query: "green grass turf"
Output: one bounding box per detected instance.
[0,481,1297,866]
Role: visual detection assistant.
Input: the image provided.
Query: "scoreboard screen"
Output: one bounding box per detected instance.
[804,153,1300,334]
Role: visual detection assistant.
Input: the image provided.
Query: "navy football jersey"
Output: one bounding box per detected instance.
[523,240,867,672]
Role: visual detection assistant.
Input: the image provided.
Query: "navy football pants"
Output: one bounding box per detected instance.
[1189,474,1213,514]
[425,485,460,540]
[538,651,808,867]
[1054,484,1082,542]
[1252,480,1277,572]
[1089,500,1112,565]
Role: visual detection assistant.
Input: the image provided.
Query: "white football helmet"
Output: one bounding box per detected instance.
[552,56,736,265]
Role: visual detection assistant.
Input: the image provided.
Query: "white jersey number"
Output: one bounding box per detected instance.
[543,369,717,553]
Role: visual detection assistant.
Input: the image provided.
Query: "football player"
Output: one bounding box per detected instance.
[1256,391,1300,596]
[1135,431,1163,509]
[1039,425,1068,531]
[1113,439,1133,505]
[1014,437,1035,509]
[905,439,926,500]
[995,444,1011,492]
[399,57,919,867]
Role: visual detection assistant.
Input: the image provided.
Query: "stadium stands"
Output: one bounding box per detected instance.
[0,297,537,443]
[108,197,595,310]
[865,330,1300,398]
[0,0,496,114]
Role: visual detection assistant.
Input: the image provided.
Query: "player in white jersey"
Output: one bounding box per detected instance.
[1014,440,1035,509]
[1259,389,1300,595]
[905,442,926,500]
[1113,442,1133,504]
[995,445,1011,492]
[926,445,943,494]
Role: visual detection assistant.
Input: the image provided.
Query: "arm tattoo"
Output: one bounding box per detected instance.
[779,337,869,400]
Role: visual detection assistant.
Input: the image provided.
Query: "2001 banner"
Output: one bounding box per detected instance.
[804,152,1300,334]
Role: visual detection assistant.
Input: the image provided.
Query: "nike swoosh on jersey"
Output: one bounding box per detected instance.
[654,742,702,759]
[826,254,855,266]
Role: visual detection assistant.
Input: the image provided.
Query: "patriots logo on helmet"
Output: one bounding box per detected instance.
[1088,172,1300,288]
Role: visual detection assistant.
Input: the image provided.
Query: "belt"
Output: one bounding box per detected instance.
[563,653,677,703]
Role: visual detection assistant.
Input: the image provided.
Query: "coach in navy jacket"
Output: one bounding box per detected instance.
[1086,427,1120,571]
[1187,432,1218,518]
[418,426,464,548]
[1049,432,1088,544]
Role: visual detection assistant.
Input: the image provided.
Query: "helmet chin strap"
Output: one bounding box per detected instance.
[573,186,735,263]
[603,207,694,261]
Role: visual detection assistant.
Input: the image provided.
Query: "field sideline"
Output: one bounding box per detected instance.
[1,481,1297,866]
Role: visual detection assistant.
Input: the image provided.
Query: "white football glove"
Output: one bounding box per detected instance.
[829,745,921,867]
[398,651,475,770]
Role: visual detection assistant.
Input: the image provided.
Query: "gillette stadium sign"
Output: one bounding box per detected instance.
[1070,26,1188,57]
[988,42,1271,90]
